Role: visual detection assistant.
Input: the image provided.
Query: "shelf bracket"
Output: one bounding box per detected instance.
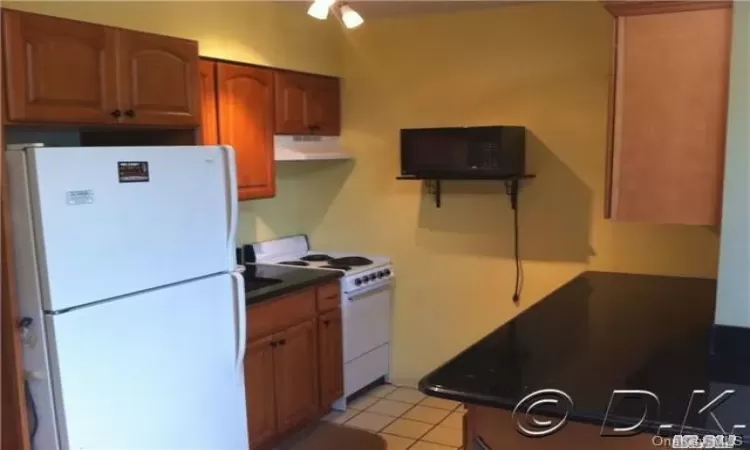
[425,180,442,208]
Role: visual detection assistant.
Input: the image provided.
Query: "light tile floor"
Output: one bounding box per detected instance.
[323,384,464,449]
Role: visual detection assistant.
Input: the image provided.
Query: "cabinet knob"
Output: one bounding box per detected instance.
[124,109,136,118]
[270,341,278,348]
[323,320,330,326]
[309,124,320,132]
[278,338,286,346]
[111,109,122,118]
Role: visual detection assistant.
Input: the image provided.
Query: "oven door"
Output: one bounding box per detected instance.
[343,283,392,363]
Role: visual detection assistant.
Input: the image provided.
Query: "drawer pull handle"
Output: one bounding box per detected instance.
[322,320,330,326]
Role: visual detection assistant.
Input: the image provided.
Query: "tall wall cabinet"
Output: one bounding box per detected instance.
[603,1,733,225]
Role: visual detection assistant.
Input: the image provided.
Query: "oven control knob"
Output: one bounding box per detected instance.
[384,269,391,276]
[369,274,377,281]
[377,271,384,279]
[355,278,362,286]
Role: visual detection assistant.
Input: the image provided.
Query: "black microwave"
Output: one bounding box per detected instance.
[400,126,526,179]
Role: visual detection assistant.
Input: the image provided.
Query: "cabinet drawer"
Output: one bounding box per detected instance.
[316,282,341,312]
[248,288,315,341]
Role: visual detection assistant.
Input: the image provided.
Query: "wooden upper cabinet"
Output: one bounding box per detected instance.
[1,9,199,127]
[2,9,119,124]
[244,335,277,449]
[606,6,731,225]
[274,71,309,134]
[118,30,200,126]
[199,60,218,145]
[317,308,344,408]
[602,1,732,16]
[273,320,319,435]
[274,71,341,136]
[216,62,275,200]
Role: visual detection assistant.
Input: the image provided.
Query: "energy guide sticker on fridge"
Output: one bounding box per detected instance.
[118,161,150,183]
[66,189,94,205]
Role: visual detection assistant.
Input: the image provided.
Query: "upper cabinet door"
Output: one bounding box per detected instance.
[607,7,731,225]
[118,29,200,126]
[2,9,119,124]
[199,60,218,145]
[217,62,275,200]
[308,76,341,136]
[274,71,309,134]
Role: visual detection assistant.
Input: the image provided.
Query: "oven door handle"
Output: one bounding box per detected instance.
[347,282,392,300]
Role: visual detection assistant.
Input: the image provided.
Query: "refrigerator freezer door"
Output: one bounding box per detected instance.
[20,145,237,311]
[44,273,248,450]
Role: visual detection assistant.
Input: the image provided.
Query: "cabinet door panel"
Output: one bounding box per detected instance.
[274,320,318,434]
[609,8,730,225]
[245,335,277,448]
[318,308,344,408]
[308,76,341,136]
[217,63,275,200]
[274,71,310,134]
[2,9,118,124]
[118,29,199,126]
[199,60,218,145]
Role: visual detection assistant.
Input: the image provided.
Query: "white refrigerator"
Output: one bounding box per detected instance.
[6,144,249,450]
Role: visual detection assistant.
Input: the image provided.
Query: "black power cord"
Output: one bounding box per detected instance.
[506,180,524,304]
[25,379,38,446]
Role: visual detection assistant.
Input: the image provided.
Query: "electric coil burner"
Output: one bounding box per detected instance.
[329,256,373,267]
[300,254,332,262]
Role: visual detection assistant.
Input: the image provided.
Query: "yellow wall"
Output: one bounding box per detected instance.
[5,2,720,384]
[306,2,719,384]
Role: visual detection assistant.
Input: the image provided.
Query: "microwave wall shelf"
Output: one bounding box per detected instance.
[396,174,535,208]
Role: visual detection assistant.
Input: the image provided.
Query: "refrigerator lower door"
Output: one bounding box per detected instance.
[9,145,238,312]
[44,273,248,450]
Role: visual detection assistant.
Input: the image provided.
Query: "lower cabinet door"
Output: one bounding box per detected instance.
[245,335,277,448]
[318,308,344,407]
[273,320,319,434]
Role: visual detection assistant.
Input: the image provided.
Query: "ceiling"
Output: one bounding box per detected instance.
[289,1,527,20]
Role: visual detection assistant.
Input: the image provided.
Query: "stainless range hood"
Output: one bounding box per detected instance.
[273,135,351,161]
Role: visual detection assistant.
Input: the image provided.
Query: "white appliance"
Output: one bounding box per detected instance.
[248,235,393,410]
[6,144,248,450]
[273,135,351,161]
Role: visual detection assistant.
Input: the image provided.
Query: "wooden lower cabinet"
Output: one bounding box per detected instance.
[467,405,656,449]
[244,285,344,448]
[318,308,344,407]
[244,335,277,448]
[274,320,319,434]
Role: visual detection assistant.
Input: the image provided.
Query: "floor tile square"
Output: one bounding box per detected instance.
[366,399,414,417]
[344,411,395,432]
[370,384,398,398]
[439,412,464,429]
[419,396,461,411]
[402,405,451,424]
[385,387,426,404]
[322,409,359,424]
[410,441,457,449]
[422,425,463,447]
[349,395,380,411]
[381,418,433,439]
[378,432,415,449]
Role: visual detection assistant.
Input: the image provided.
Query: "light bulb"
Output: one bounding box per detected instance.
[340,4,363,29]
[308,0,335,20]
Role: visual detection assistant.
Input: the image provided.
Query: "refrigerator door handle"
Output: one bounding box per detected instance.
[221,145,239,266]
[231,270,247,372]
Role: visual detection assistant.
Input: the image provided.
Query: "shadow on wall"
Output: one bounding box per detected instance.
[415,131,594,262]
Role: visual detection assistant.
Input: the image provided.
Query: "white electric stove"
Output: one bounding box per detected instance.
[245,235,393,410]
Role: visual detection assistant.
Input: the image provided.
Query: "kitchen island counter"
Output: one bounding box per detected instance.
[419,271,750,447]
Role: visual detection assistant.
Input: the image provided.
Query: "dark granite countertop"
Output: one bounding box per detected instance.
[419,271,750,444]
[243,263,342,306]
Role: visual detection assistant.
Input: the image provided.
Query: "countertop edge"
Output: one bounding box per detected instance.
[245,271,342,307]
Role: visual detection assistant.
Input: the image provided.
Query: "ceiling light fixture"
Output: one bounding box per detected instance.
[307,0,336,20]
[340,3,364,29]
